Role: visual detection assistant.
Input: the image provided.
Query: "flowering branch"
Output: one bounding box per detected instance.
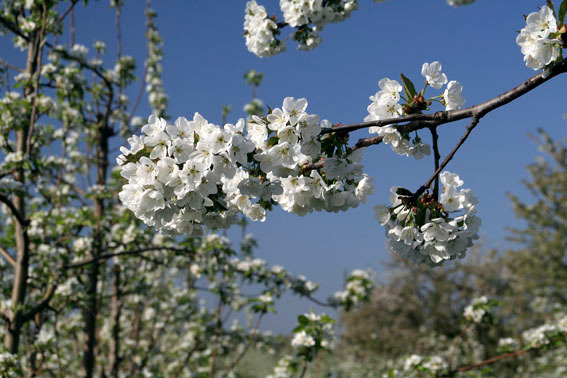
[64,247,196,269]
[329,57,567,137]
[454,348,531,373]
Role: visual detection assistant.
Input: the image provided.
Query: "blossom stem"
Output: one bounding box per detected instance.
[413,116,480,201]
[429,126,441,201]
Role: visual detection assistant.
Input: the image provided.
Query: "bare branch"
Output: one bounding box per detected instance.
[429,126,441,201]
[57,0,79,25]
[126,0,152,127]
[26,3,48,155]
[455,348,530,373]
[0,193,29,226]
[0,245,16,267]
[413,116,480,200]
[64,247,195,269]
[1,61,24,73]
[22,283,57,323]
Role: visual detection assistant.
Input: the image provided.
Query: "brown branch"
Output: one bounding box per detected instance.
[25,3,48,155]
[412,116,480,201]
[57,0,79,25]
[429,127,441,201]
[454,348,530,374]
[64,247,195,269]
[22,283,57,323]
[0,245,16,267]
[126,0,151,128]
[1,61,24,73]
[305,294,336,308]
[327,57,567,136]
[299,362,309,378]
[0,193,29,226]
[352,135,383,151]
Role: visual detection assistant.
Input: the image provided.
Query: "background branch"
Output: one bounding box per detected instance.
[0,245,16,267]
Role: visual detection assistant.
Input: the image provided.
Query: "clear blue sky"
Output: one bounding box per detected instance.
[3,0,566,332]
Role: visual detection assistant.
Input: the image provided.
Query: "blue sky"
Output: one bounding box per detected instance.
[3,0,566,332]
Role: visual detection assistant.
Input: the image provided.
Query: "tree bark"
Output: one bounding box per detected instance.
[4,32,39,354]
[108,265,121,377]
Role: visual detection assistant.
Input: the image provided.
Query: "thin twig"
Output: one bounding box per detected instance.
[126,0,151,127]
[429,127,441,201]
[1,61,24,73]
[299,362,309,378]
[57,0,78,25]
[453,348,530,374]
[0,245,16,267]
[305,294,336,308]
[22,284,57,323]
[0,193,29,226]
[26,3,48,155]
[64,247,194,269]
[412,116,480,201]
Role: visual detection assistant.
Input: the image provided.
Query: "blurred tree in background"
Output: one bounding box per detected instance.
[337,130,567,377]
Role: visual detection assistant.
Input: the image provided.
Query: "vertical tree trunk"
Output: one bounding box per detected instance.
[83,119,110,377]
[108,265,121,377]
[4,34,39,354]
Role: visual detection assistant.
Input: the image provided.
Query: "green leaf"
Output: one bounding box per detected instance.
[297,314,309,325]
[400,73,417,104]
[547,0,556,16]
[559,0,567,24]
[267,136,279,148]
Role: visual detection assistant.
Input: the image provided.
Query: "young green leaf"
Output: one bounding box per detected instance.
[400,73,417,104]
[547,0,556,16]
[559,0,567,24]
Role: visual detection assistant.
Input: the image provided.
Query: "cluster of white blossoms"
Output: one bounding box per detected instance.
[291,312,335,355]
[244,1,285,58]
[463,295,488,323]
[117,97,374,234]
[291,330,316,348]
[281,0,358,50]
[522,324,559,348]
[374,171,481,266]
[332,269,373,309]
[280,0,357,28]
[404,354,448,374]
[244,0,358,56]
[267,355,295,378]
[365,62,465,159]
[522,314,567,348]
[516,5,563,71]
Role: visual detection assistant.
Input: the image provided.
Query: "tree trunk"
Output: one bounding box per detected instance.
[4,33,39,354]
